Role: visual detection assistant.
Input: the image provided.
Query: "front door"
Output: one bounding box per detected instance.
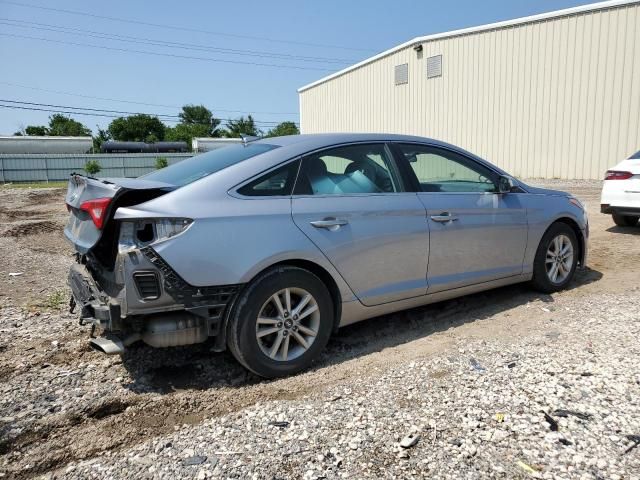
[291,143,430,306]
[393,143,528,293]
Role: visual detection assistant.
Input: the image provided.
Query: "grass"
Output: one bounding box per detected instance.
[1,181,67,189]
[43,289,68,310]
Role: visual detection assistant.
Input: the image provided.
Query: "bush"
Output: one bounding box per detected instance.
[84,159,101,175]
[155,157,168,169]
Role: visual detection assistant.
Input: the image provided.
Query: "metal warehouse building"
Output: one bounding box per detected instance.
[298,0,640,180]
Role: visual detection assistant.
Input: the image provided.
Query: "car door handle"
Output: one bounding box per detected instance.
[310,218,349,229]
[430,213,459,223]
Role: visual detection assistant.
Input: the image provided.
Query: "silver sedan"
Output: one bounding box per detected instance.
[65,134,588,378]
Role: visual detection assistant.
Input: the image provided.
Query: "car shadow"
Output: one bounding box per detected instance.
[606,225,640,235]
[120,266,602,393]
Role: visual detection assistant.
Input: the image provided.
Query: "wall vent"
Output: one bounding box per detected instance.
[394,63,408,85]
[426,55,442,78]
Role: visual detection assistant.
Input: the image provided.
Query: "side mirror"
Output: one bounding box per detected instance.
[497,175,515,193]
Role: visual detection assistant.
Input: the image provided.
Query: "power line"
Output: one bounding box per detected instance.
[0,103,141,120]
[0,0,374,52]
[0,18,357,64]
[0,81,300,116]
[0,99,180,119]
[0,32,337,71]
[0,101,295,126]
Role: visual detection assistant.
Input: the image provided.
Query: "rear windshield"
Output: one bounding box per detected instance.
[630,150,640,159]
[142,143,278,186]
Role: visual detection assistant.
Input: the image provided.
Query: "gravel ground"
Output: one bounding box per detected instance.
[1,181,639,479]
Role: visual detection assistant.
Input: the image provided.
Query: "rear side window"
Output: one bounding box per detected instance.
[237,160,300,196]
[630,150,640,159]
[142,143,278,187]
[294,144,401,195]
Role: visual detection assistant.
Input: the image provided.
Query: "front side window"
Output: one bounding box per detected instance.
[294,144,401,195]
[396,144,497,193]
[237,160,300,196]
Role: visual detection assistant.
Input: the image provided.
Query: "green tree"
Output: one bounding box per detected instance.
[25,125,49,136]
[165,105,222,149]
[265,121,299,137]
[179,105,221,135]
[20,115,92,137]
[224,115,259,138]
[108,114,166,142]
[92,127,111,152]
[84,159,101,175]
[48,114,92,136]
[165,123,211,148]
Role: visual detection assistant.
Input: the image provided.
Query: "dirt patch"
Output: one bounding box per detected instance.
[85,399,134,420]
[0,208,48,220]
[2,220,62,237]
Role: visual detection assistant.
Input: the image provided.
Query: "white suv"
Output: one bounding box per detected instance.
[601,150,640,227]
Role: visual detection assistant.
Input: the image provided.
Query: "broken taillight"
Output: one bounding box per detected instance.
[79,197,112,229]
[605,170,633,180]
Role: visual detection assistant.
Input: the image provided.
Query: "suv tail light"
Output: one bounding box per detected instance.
[605,170,633,180]
[80,197,112,229]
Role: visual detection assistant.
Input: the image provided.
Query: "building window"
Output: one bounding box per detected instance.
[394,63,408,85]
[426,55,442,78]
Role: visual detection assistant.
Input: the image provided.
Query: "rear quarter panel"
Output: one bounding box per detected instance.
[145,194,356,301]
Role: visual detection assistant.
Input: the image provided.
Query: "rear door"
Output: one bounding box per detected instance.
[392,143,528,293]
[291,143,430,306]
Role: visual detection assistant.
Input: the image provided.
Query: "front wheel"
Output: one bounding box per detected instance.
[531,223,579,293]
[227,266,333,378]
[612,213,639,227]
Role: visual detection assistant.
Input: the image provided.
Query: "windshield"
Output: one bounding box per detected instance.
[142,143,278,186]
[630,150,640,159]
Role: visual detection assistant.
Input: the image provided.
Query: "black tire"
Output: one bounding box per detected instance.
[612,213,639,227]
[227,266,333,378]
[530,222,579,293]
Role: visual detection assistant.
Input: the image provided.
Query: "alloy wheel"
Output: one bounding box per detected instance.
[545,234,574,284]
[255,287,320,361]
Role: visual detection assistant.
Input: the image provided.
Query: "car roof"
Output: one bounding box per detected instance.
[257,133,452,149]
[252,133,504,175]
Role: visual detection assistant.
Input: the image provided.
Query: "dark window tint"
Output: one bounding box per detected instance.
[294,144,401,195]
[630,150,640,159]
[142,143,278,187]
[237,160,300,196]
[396,144,497,193]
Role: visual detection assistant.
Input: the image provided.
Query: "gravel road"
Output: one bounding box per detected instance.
[0,180,638,479]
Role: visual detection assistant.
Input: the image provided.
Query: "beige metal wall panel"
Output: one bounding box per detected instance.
[299,3,640,179]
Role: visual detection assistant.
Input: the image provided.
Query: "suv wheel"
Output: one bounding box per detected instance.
[531,223,579,293]
[227,266,333,378]
[612,213,639,227]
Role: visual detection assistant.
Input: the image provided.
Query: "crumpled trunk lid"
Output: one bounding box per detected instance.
[64,174,174,255]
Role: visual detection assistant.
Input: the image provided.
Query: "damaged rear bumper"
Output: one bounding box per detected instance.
[68,247,242,354]
[68,263,121,329]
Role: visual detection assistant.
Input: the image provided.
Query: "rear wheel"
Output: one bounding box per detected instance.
[227,266,333,378]
[612,213,639,227]
[531,223,579,293]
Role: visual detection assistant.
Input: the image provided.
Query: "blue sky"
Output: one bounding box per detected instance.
[0,0,598,135]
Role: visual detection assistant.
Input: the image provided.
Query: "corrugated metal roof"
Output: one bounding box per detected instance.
[298,0,640,92]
